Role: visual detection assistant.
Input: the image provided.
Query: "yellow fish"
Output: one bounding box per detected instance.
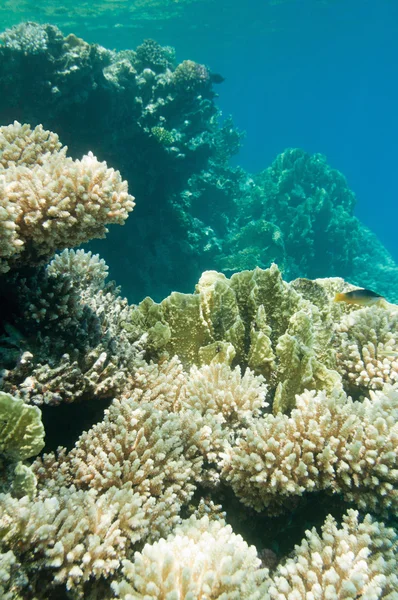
[334,288,384,307]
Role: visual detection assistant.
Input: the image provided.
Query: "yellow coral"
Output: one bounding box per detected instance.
[132,264,341,413]
[0,391,44,461]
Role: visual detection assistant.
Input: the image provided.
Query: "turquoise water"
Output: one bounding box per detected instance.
[0,4,398,599]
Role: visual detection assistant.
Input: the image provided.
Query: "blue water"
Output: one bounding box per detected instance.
[1,0,397,263]
[56,0,398,261]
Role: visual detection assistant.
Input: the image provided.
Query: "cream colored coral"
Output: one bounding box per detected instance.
[111,515,270,600]
[269,510,398,599]
[0,122,135,272]
[32,360,202,538]
[180,363,268,425]
[178,363,268,468]
[335,305,398,394]
[0,485,146,591]
[221,384,398,515]
[47,248,109,291]
[0,121,62,169]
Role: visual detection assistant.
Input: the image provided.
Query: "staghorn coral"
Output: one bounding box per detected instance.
[47,248,109,291]
[131,264,342,413]
[334,304,398,397]
[0,359,207,595]
[221,384,398,516]
[0,120,62,168]
[177,363,268,471]
[268,509,398,599]
[0,121,135,273]
[111,515,270,600]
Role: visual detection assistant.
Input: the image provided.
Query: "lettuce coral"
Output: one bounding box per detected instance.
[0,391,44,461]
[132,264,341,413]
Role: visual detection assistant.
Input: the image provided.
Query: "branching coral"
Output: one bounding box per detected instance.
[221,384,398,516]
[0,249,145,405]
[111,515,270,600]
[269,510,398,599]
[31,359,203,540]
[0,121,135,273]
[334,304,398,397]
[177,362,268,469]
[0,485,147,592]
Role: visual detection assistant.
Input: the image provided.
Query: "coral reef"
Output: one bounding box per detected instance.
[0,249,146,405]
[1,261,398,596]
[1,23,397,304]
[130,263,342,413]
[1,22,398,600]
[0,122,134,273]
[221,384,398,516]
[219,149,398,303]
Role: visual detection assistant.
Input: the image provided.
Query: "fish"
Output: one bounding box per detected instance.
[210,73,225,84]
[334,288,385,306]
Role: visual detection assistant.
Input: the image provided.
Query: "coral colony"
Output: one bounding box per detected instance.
[0,22,398,600]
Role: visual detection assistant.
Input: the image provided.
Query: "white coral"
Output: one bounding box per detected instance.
[111,515,269,600]
[0,122,134,272]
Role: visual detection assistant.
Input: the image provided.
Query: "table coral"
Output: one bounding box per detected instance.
[0,121,135,273]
